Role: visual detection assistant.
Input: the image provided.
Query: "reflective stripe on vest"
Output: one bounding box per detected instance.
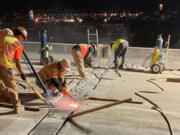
[39,70,48,83]
[38,62,59,83]
[0,47,13,63]
[47,72,58,78]
[79,44,91,58]
[0,36,21,68]
[8,41,20,52]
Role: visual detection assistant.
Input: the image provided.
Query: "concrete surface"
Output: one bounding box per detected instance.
[0,42,180,135]
[60,70,180,135]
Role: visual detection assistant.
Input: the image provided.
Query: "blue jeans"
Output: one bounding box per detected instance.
[114,42,128,69]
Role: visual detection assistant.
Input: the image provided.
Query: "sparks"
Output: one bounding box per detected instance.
[48,95,80,110]
[69,102,79,108]
[60,100,80,110]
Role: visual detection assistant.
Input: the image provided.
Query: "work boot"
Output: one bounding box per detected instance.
[12,99,22,114]
[82,76,88,80]
[119,65,123,69]
[0,80,5,90]
[114,66,119,72]
[13,106,24,114]
[80,74,87,80]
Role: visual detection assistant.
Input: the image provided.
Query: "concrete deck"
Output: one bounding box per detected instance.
[0,42,180,135]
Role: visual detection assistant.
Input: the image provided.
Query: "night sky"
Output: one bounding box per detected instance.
[1,0,180,11]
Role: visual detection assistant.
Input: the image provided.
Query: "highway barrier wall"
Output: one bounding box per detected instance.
[24,42,180,69]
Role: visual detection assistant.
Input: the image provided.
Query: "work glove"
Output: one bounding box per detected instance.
[21,73,26,81]
[57,85,63,93]
[85,58,92,68]
[61,87,74,100]
[61,79,67,87]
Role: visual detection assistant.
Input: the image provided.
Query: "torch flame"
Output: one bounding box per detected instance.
[48,95,80,110]
[69,102,79,108]
[60,100,80,110]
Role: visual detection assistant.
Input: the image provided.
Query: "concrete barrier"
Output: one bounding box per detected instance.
[23,42,180,69]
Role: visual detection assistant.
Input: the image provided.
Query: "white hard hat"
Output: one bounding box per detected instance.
[60,58,71,71]
[4,28,14,36]
[15,26,28,40]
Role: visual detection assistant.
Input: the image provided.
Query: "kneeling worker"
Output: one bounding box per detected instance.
[38,59,72,99]
[71,43,96,78]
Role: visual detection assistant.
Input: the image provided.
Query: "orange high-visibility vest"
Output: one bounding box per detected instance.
[38,62,64,84]
[0,35,22,68]
[79,44,91,58]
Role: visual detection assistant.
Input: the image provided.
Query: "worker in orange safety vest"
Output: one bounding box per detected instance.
[0,26,28,114]
[37,58,73,99]
[71,44,96,78]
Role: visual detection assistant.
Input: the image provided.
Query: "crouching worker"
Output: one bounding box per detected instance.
[37,58,73,100]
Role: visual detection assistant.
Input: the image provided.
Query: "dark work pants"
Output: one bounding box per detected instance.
[114,42,128,69]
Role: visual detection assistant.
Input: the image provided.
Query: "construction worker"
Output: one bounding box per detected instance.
[156,34,163,52]
[40,29,48,64]
[156,34,164,63]
[0,26,28,114]
[37,58,72,99]
[40,29,54,65]
[110,39,129,70]
[0,28,14,39]
[71,44,96,78]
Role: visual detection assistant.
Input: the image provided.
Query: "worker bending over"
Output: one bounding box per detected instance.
[0,28,14,38]
[0,26,28,114]
[37,59,72,99]
[71,44,96,78]
[110,39,129,70]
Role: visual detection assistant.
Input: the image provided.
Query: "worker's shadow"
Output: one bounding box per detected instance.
[0,94,44,116]
[0,97,19,115]
[0,104,18,116]
[24,73,35,77]
[0,111,18,116]
[21,60,41,66]
[31,61,42,65]
[19,93,46,106]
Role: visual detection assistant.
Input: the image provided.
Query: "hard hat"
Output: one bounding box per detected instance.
[110,42,113,46]
[14,26,28,40]
[60,58,71,72]
[109,42,114,49]
[4,28,14,36]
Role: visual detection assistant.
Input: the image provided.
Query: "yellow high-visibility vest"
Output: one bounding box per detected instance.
[0,36,22,68]
[38,62,64,84]
[112,39,127,51]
